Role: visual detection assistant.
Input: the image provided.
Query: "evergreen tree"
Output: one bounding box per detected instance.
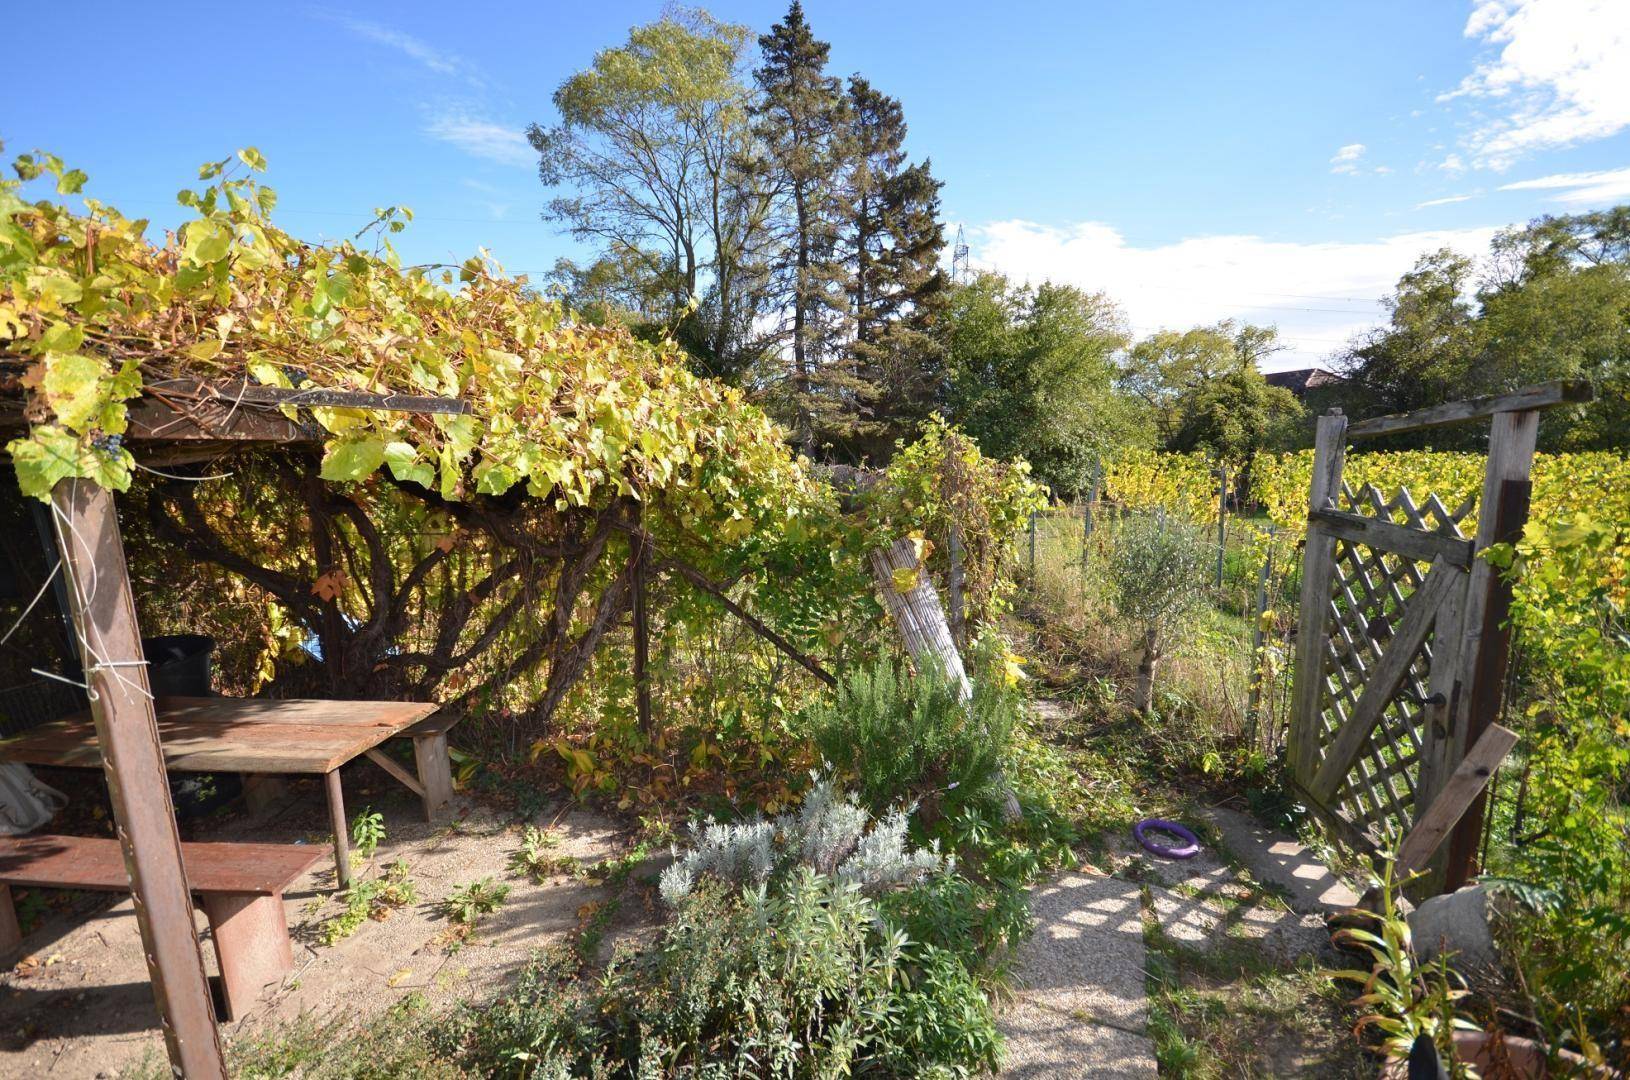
[844,77,948,462]
[752,1,853,455]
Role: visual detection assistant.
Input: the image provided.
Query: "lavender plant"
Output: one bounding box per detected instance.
[658,777,946,906]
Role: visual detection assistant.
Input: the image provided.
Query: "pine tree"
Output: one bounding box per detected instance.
[752,1,854,456]
[844,78,948,461]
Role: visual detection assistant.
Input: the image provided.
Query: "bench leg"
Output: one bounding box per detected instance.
[325,769,351,890]
[0,884,20,960]
[241,774,288,815]
[412,732,455,822]
[200,892,293,1020]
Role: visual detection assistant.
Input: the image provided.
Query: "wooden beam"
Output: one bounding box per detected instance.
[1309,558,1463,803]
[654,554,836,688]
[1347,379,1592,440]
[1443,410,1539,891]
[363,746,425,797]
[50,478,227,1079]
[1288,410,1348,786]
[1396,724,1518,876]
[1308,508,1474,568]
[145,378,471,415]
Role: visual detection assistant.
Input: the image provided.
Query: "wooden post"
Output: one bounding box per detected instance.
[1288,410,1348,787]
[50,479,227,1079]
[947,520,966,648]
[325,768,351,889]
[629,502,652,736]
[1083,470,1099,551]
[870,538,971,698]
[1246,527,1275,730]
[1027,512,1037,577]
[1216,463,1228,587]
[1441,410,1539,890]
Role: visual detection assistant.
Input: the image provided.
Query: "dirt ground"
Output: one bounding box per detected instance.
[0,763,655,1078]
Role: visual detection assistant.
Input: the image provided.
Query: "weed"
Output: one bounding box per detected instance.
[506,824,577,883]
[439,878,510,928]
[319,859,417,946]
[349,807,385,867]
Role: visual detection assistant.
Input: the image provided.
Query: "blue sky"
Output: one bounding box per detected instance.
[8,1,1629,369]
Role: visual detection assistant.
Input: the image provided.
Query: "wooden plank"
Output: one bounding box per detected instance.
[50,478,227,1079]
[1288,410,1348,786]
[149,697,438,728]
[145,377,471,416]
[0,697,442,774]
[0,835,320,895]
[1347,379,1591,440]
[1444,410,1539,891]
[1308,508,1474,568]
[1309,558,1463,803]
[398,712,461,738]
[1396,724,1519,876]
[364,746,425,797]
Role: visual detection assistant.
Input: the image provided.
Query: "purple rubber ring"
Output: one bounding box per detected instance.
[1134,818,1201,860]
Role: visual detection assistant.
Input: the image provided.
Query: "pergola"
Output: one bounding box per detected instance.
[2,375,867,1077]
[2,379,466,1078]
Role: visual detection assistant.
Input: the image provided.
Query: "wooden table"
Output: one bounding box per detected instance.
[0,697,450,888]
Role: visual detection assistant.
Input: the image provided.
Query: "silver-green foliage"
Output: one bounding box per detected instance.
[658,777,945,906]
[1105,514,1209,711]
[1105,514,1209,632]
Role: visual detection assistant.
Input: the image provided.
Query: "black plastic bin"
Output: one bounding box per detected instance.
[141,633,215,697]
[140,634,240,815]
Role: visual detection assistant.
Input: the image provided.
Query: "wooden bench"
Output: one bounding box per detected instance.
[0,834,320,1019]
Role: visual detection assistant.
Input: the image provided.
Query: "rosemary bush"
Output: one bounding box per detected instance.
[805,655,1018,820]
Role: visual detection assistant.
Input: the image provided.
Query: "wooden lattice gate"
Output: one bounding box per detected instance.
[1286,381,1591,893]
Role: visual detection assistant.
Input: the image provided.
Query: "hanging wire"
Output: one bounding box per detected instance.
[133,461,235,483]
[0,557,61,649]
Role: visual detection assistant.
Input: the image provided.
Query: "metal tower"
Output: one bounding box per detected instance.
[951,225,970,283]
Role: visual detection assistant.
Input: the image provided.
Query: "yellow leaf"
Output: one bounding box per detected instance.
[891,566,919,593]
[184,338,224,362]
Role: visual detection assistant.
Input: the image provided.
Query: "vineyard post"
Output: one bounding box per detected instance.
[629,501,652,736]
[947,516,966,648]
[1215,462,1228,587]
[1246,526,1275,734]
[1027,512,1037,576]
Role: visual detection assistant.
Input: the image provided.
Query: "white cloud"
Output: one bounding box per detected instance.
[1498,166,1630,203]
[320,12,465,77]
[1447,0,1630,167]
[1439,153,1467,175]
[1330,143,1368,175]
[969,220,1501,369]
[1416,193,1477,208]
[426,114,533,167]
[461,178,513,219]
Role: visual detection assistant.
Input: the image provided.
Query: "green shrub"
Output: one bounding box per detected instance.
[806,655,1017,820]
[1104,515,1208,712]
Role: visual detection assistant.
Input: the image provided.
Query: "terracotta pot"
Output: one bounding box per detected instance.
[1377,1031,1615,1079]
